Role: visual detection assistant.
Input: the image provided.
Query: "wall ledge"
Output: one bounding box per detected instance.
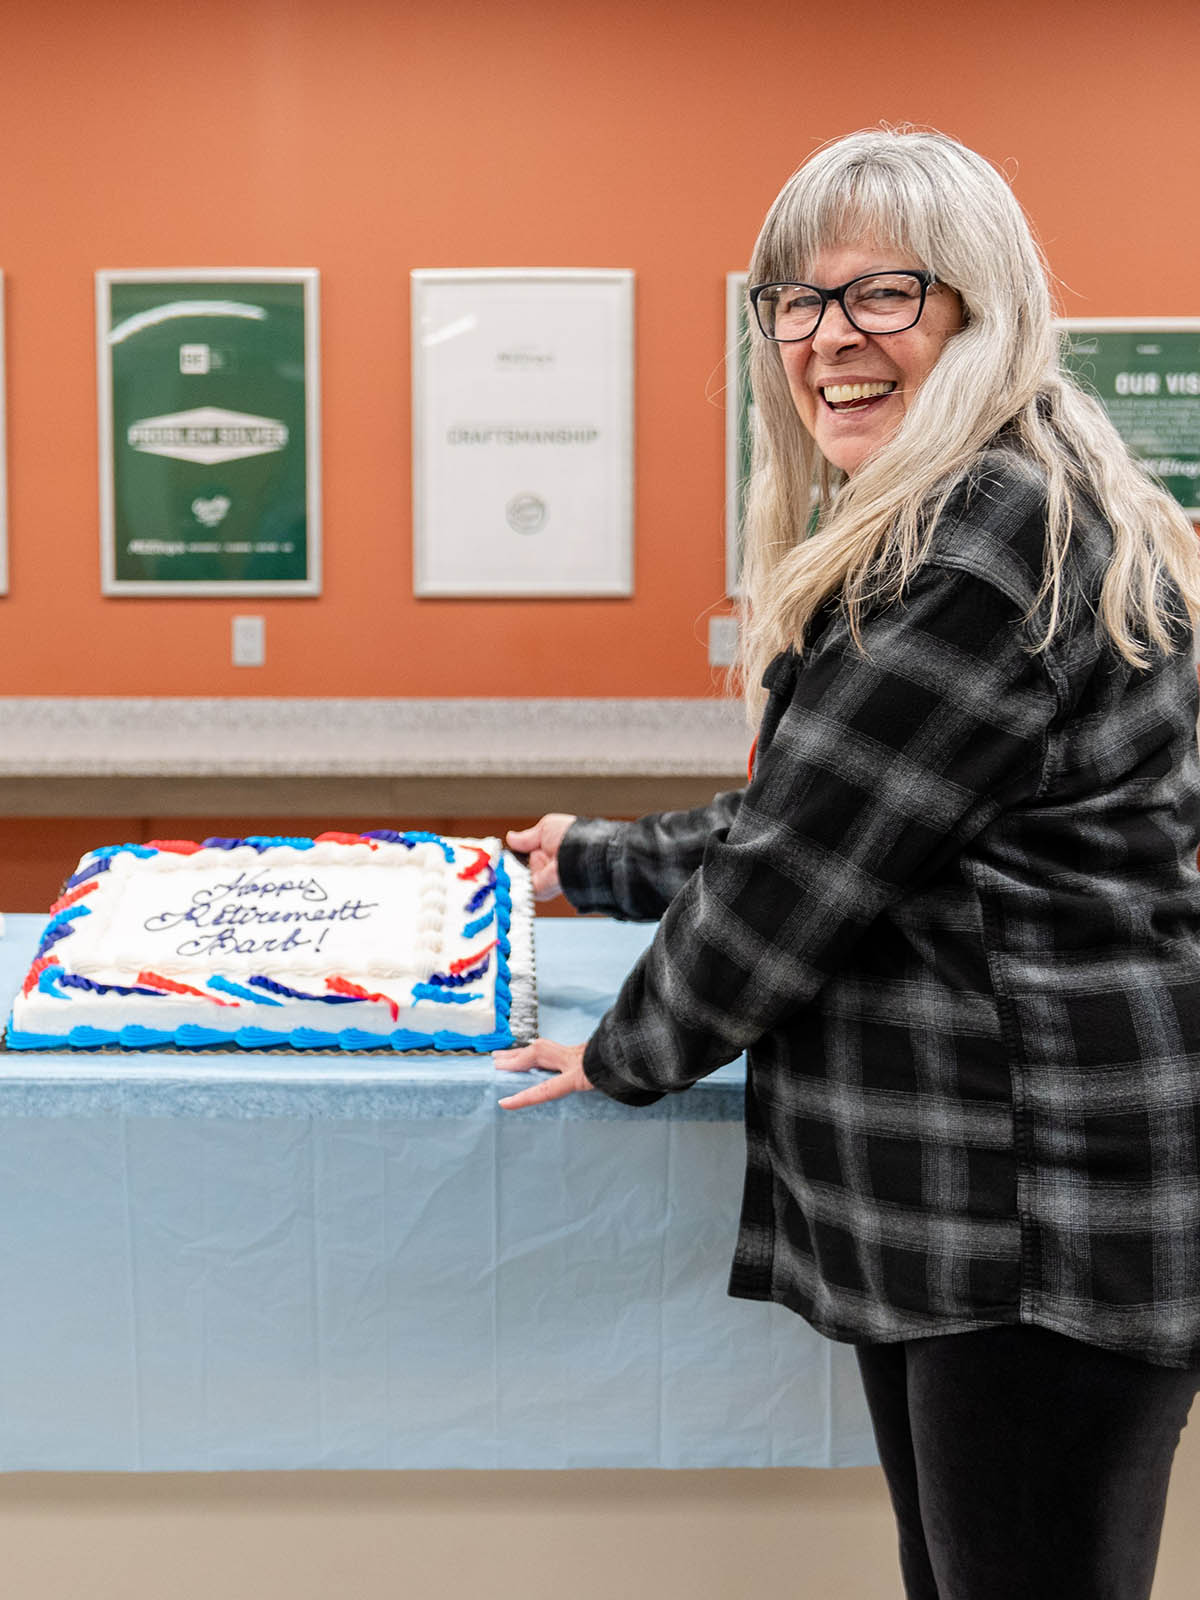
[0,696,748,777]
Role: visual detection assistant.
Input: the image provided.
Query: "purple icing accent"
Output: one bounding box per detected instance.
[361,829,456,862]
[63,856,114,890]
[34,918,85,961]
[465,870,496,915]
[425,955,491,989]
[200,837,244,851]
[247,975,361,1005]
[55,972,166,999]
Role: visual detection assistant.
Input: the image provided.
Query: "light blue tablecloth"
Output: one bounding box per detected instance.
[0,914,875,1470]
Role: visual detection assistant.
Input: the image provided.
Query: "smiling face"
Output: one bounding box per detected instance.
[778,242,964,476]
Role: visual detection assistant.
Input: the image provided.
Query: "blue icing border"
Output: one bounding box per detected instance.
[5,1019,513,1054]
[492,853,515,1035]
[12,835,520,1054]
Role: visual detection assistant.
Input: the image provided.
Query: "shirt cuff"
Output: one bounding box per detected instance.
[583,1033,665,1107]
[557,816,626,915]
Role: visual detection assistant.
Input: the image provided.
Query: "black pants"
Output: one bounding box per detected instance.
[855,1324,1200,1600]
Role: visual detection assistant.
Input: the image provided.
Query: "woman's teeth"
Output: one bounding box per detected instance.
[822,381,896,407]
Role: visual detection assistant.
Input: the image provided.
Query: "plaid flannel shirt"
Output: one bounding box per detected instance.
[558,447,1200,1368]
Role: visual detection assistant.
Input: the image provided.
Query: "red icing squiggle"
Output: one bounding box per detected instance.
[22,955,61,996]
[49,881,100,915]
[137,970,239,1007]
[449,939,498,976]
[456,846,492,881]
[314,832,379,849]
[326,976,400,1022]
[146,840,205,855]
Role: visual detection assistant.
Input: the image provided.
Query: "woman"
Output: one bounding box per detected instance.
[497,128,1200,1600]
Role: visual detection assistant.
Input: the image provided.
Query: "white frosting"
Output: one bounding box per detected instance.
[11,835,530,1046]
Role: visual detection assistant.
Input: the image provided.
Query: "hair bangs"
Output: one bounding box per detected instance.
[754,150,944,287]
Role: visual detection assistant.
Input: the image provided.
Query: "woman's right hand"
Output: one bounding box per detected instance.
[506,813,578,901]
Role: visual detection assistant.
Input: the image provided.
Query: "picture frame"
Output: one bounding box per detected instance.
[1060,318,1200,518]
[96,269,321,595]
[412,268,634,597]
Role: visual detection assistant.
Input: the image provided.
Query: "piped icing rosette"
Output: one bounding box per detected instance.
[5,831,536,1053]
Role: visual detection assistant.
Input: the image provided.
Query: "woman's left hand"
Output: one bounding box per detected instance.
[494,1039,593,1109]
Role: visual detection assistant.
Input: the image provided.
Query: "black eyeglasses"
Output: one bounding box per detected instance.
[749,270,937,342]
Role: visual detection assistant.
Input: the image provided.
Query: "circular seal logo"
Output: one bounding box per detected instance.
[506,493,547,534]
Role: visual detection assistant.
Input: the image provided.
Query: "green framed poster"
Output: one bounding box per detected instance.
[97,270,321,595]
[1060,319,1200,518]
[725,272,752,598]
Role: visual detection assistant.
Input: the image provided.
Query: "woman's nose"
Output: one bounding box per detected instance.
[811,300,867,355]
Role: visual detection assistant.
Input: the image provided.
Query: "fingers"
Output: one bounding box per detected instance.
[506,826,560,899]
[494,1039,592,1110]
[493,1037,577,1074]
[492,1042,542,1074]
[507,817,578,902]
[529,854,562,900]
[497,1072,582,1110]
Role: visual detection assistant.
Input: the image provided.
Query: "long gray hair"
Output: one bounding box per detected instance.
[737,128,1200,715]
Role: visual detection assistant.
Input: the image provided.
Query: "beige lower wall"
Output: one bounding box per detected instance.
[0,1406,1195,1600]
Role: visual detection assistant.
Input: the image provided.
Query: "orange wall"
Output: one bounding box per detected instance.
[0,0,1197,699]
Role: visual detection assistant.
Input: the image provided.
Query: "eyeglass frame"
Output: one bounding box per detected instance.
[749,269,938,343]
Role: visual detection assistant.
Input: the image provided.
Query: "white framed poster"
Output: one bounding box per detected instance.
[0,271,7,594]
[97,269,321,596]
[412,269,633,596]
[1060,318,1200,518]
[725,271,751,599]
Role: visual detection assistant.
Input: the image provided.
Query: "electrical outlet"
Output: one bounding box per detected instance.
[708,614,739,667]
[232,615,265,667]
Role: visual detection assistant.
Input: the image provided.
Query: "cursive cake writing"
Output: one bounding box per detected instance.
[143,870,380,958]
